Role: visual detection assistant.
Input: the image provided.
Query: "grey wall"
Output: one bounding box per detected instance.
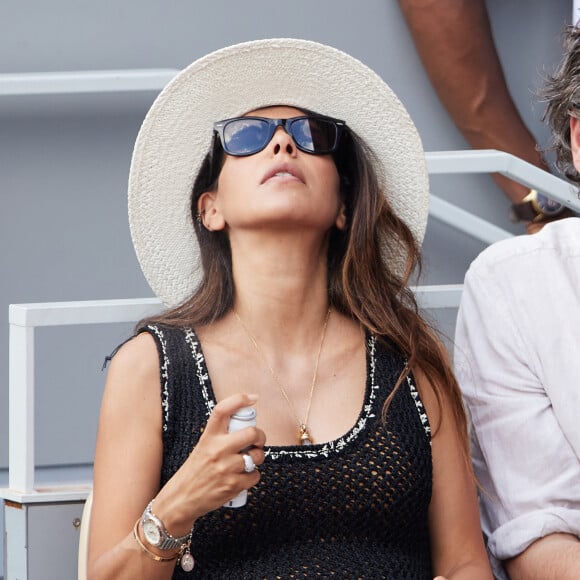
[0,0,572,572]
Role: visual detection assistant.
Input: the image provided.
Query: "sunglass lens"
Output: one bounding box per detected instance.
[291,118,337,153]
[223,119,271,155]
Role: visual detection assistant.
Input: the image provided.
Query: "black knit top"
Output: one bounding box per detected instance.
[144,325,433,579]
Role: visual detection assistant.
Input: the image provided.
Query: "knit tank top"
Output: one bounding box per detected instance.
[144,324,433,579]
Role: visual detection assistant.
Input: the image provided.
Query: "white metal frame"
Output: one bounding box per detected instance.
[0,69,178,96]
[427,149,580,244]
[5,298,162,503]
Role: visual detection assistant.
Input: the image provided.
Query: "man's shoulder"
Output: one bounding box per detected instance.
[466,217,580,280]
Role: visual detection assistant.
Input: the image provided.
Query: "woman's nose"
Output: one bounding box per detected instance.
[269,126,297,156]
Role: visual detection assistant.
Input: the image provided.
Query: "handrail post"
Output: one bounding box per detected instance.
[8,320,35,493]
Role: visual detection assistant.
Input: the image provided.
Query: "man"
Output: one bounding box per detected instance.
[454,25,580,579]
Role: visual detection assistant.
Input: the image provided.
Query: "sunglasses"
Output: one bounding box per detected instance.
[213,115,346,156]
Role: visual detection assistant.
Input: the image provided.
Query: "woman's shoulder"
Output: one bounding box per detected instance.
[107,331,161,386]
[99,332,164,437]
[109,325,195,377]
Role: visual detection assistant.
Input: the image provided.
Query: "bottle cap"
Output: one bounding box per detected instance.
[231,406,256,421]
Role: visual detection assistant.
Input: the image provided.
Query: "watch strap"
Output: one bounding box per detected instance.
[142,500,192,551]
[510,200,538,222]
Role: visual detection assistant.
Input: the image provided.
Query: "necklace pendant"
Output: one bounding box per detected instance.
[299,424,313,446]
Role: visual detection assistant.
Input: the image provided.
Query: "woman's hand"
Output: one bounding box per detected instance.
[89,335,266,578]
[152,393,266,535]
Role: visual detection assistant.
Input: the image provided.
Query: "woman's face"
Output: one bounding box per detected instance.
[199,106,345,234]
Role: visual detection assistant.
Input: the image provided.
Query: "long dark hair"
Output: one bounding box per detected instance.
[139,126,469,459]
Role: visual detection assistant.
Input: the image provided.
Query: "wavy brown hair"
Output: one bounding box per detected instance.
[139,125,470,460]
[543,24,580,184]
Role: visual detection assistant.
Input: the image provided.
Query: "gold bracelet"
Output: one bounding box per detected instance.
[132,519,180,562]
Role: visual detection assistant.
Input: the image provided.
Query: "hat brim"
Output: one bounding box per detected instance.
[129,38,429,307]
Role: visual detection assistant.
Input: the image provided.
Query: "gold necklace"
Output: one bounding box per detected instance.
[233,307,331,446]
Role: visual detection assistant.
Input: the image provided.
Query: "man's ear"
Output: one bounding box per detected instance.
[197,191,225,231]
[570,116,580,171]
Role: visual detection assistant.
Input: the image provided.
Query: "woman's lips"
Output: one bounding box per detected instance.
[261,164,304,184]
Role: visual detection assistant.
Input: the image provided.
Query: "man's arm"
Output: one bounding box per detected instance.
[398,0,549,205]
[505,533,580,580]
[454,252,580,575]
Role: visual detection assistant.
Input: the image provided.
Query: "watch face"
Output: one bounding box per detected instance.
[536,193,564,216]
[143,519,162,546]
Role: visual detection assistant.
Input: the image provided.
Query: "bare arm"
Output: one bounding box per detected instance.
[398,0,549,205]
[504,533,580,580]
[415,370,492,580]
[88,332,265,579]
[88,333,169,579]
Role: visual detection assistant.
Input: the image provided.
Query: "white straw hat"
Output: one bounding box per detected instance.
[129,38,429,307]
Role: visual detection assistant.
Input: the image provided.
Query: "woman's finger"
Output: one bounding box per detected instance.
[204,393,258,436]
[240,447,265,471]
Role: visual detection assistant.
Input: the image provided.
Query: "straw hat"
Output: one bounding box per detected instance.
[129,38,429,307]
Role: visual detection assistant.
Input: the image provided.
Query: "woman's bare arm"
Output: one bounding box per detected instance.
[88,332,174,579]
[88,332,265,579]
[415,369,493,580]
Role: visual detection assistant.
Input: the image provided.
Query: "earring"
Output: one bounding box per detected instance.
[196,210,213,231]
[196,209,207,224]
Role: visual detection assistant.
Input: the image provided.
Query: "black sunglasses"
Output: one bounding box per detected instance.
[213,115,346,156]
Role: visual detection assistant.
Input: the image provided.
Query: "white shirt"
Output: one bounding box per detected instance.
[454,218,580,579]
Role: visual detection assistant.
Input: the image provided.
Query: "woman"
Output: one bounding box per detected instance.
[88,39,492,579]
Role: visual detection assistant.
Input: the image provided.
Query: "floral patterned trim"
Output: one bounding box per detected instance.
[407,373,431,442]
[184,328,215,419]
[148,325,170,432]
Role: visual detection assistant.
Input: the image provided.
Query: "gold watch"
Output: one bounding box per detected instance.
[509,189,565,223]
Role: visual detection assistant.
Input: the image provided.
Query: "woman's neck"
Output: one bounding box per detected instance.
[228,229,332,353]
